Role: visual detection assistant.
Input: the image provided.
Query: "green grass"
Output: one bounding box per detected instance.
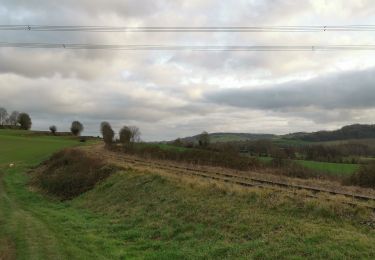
[256,156,273,163]
[1,129,375,259]
[136,142,190,152]
[0,130,80,166]
[296,160,360,177]
[73,171,375,259]
[253,155,359,177]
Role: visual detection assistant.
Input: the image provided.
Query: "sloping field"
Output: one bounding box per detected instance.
[1,130,375,259]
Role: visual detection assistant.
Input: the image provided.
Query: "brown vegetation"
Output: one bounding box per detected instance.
[30,149,117,200]
[120,145,260,171]
[85,144,375,203]
[344,162,375,189]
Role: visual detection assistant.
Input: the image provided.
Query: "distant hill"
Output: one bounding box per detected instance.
[176,124,375,144]
[288,124,375,142]
[180,132,275,143]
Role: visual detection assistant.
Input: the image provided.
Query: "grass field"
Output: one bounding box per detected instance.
[1,130,375,259]
[136,142,190,152]
[0,130,80,166]
[255,156,359,176]
[297,160,360,177]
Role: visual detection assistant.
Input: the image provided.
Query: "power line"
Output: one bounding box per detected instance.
[1,42,375,51]
[2,25,375,32]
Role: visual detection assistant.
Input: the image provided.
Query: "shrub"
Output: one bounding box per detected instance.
[344,162,375,188]
[30,149,117,199]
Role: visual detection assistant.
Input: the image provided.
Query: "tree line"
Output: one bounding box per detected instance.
[0,107,32,130]
[295,124,375,142]
[100,121,141,147]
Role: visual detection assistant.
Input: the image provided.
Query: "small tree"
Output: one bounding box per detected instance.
[100,121,114,146]
[49,125,57,135]
[0,107,7,125]
[129,126,141,143]
[70,121,84,136]
[119,126,132,145]
[18,113,32,130]
[198,131,210,148]
[119,126,141,147]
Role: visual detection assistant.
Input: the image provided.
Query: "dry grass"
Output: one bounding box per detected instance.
[0,238,16,260]
[85,144,375,197]
[82,144,375,212]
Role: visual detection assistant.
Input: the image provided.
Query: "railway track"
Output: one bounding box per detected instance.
[108,154,375,211]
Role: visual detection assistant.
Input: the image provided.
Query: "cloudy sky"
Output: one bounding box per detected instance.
[1,0,375,140]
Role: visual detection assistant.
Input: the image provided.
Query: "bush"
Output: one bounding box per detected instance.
[30,149,117,199]
[18,113,32,130]
[344,162,375,188]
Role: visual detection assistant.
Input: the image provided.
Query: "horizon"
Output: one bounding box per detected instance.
[10,121,372,142]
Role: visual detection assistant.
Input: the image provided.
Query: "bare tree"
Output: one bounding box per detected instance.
[70,121,84,136]
[8,111,19,126]
[0,107,7,125]
[129,126,141,143]
[49,125,57,135]
[100,121,114,146]
[18,113,32,130]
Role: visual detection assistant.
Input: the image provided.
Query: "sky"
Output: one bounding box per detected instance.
[1,0,375,141]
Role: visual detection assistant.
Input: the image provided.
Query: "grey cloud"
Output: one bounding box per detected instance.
[1,0,160,18]
[205,68,375,111]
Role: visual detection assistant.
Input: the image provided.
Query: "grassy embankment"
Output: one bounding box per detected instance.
[1,129,375,259]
